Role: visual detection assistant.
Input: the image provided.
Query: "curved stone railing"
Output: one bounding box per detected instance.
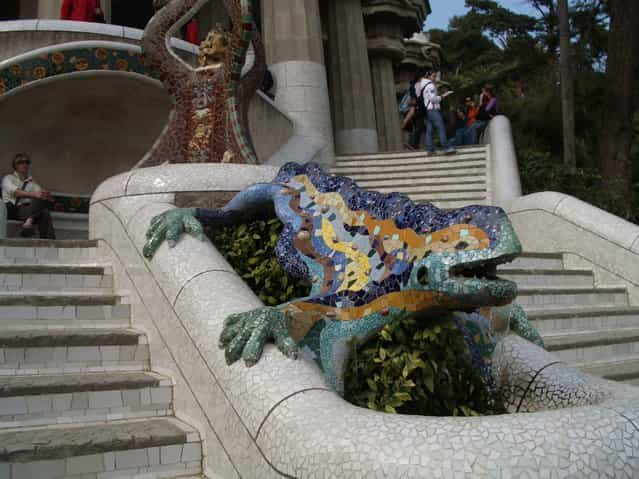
[506,192,639,304]
[90,164,639,478]
[0,19,198,63]
[483,115,523,208]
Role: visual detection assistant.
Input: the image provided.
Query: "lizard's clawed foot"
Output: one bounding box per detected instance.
[143,208,205,259]
[220,307,298,366]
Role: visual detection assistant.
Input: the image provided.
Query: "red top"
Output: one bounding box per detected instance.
[466,106,479,127]
[60,0,103,22]
[186,19,200,45]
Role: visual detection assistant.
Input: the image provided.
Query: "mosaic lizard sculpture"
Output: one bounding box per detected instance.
[137,0,264,167]
[144,163,542,390]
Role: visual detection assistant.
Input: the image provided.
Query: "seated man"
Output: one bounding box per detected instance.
[2,153,56,239]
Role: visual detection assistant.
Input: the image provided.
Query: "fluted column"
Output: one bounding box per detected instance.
[370,55,403,151]
[262,0,334,167]
[326,0,378,155]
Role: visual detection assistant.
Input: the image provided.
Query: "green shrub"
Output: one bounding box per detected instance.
[206,218,310,305]
[519,151,639,224]
[344,310,498,417]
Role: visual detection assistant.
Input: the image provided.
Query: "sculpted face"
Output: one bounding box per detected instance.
[198,28,230,67]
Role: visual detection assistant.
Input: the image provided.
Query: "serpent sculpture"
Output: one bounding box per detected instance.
[137,0,265,167]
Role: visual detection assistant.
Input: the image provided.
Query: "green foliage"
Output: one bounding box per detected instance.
[207,218,310,306]
[520,150,639,223]
[430,0,639,224]
[344,310,497,417]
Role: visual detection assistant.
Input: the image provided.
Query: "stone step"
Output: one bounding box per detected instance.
[0,372,173,429]
[334,145,486,162]
[331,158,485,175]
[366,184,487,195]
[544,327,639,364]
[421,198,489,210]
[408,189,486,205]
[339,167,487,182]
[505,252,564,270]
[0,417,201,478]
[333,151,486,167]
[0,302,131,330]
[499,268,594,288]
[0,329,149,376]
[7,213,89,241]
[0,239,98,265]
[0,292,119,306]
[0,265,112,293]
[527,306,639,334]
[575,355,639,383]
[352,176,486,189]
[516,286,628,309]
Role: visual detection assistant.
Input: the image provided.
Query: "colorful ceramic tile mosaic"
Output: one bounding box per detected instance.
[137,0,265,167]
[0,47,155,96]
[144,162,543,391]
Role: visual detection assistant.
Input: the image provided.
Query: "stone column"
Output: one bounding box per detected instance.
[362,1,431,152]
[365,17,405,152]
[369,56,402,151]
[326,0,378,155]
[37,0,61,19]
[261,0,334,168]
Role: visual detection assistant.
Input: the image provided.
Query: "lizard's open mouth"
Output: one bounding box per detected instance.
[449,253,517,287]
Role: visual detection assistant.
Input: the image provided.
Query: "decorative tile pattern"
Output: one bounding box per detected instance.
[136,0,265,167]
[0,47,154,96]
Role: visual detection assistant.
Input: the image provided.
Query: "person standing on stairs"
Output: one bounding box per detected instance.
[415,70,455,155]
[2,153,56,239]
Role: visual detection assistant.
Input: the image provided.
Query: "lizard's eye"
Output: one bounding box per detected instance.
[455,241,469,251]
[417,266,429,286]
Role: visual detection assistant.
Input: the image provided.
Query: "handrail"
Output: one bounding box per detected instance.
[482,115,522,207]
[506,191,639,293]
[0,19,198,55]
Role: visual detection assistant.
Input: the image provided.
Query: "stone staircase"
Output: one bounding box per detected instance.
[333,147,639,386]
[500,252,639,386]
[0,239,203,479]
[6,213,89,241]
[331,145,490,209]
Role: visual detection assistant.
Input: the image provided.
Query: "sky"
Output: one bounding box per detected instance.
[426,0,539,30]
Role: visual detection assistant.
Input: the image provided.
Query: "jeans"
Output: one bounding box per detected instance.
[469,121,488,144]
[425,109,449,152]
[449,127,472,148]
[6,199,56,239]
[408,112,425,148]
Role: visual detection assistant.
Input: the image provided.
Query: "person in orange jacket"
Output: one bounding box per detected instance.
[60,0,105,23]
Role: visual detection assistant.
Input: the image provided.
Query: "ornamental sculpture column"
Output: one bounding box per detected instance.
[262,0,334,167]
[326,0,379,155]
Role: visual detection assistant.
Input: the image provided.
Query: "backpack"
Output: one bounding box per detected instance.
[399,90,411,115]
[415,81,432,115]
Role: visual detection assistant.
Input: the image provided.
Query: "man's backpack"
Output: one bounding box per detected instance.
[398,89,411,115]
[415,81,431,116]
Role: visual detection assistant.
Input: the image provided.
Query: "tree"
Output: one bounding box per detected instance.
[558,0,576,169]
[598,0,639,215]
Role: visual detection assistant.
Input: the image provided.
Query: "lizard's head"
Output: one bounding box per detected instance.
[406,205,521,310]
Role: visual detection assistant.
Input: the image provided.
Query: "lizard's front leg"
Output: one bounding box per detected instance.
[220,307,298,366]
